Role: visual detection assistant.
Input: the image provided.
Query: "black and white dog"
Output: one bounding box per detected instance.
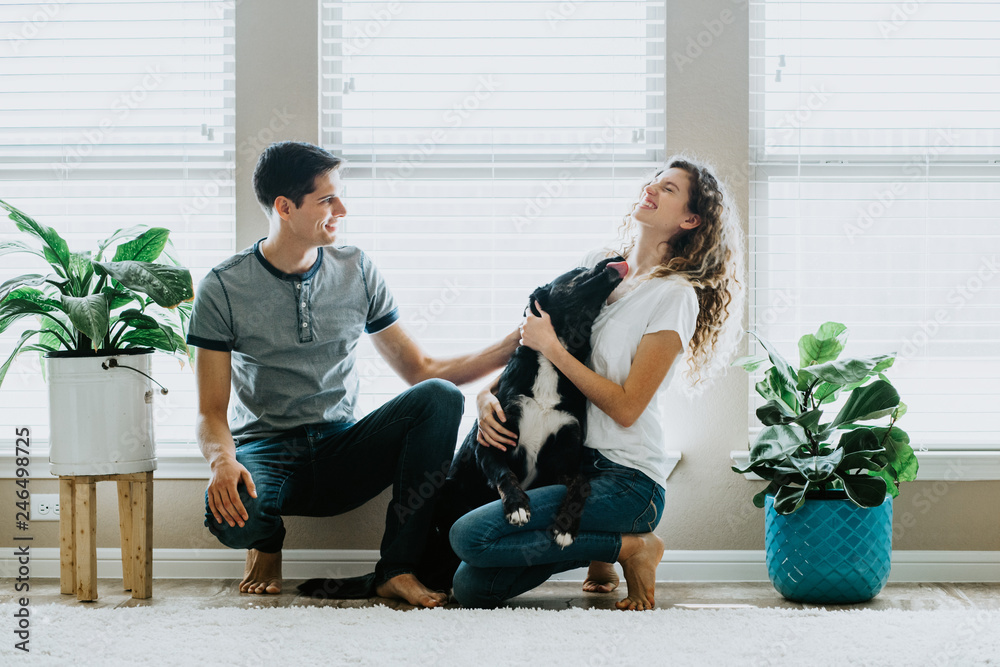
[298,256,627,598]
[442,255,628,543]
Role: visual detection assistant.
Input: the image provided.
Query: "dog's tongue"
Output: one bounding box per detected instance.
[607,261,628,279]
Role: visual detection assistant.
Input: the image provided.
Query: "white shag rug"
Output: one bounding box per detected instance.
[1,603,998,666]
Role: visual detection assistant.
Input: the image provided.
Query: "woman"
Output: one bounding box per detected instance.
[449,155,745,610]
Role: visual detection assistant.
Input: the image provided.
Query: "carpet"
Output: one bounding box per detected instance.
[1,602,998,666]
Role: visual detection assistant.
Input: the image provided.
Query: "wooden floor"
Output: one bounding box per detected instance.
[3,579,998,612]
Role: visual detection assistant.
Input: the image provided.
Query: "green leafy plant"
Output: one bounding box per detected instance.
[731,321,919,515]
[0,199,194,386]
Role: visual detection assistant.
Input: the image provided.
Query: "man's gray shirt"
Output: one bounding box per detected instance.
[186,239,399,444]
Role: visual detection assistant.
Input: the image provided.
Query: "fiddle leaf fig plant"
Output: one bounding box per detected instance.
[0,199,194,386]
[731,321,919,515]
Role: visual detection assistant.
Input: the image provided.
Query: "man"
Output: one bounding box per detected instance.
[188,141,518,608]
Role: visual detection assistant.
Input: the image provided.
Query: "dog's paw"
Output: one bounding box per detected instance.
[506,506,531,525]
[553,531,575,548]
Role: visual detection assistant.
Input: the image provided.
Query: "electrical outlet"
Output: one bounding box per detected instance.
[31,494,60,521]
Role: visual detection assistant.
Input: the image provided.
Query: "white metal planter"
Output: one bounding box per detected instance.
[46,350,158,476]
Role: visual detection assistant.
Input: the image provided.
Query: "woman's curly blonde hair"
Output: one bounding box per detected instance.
[616,154,746,391]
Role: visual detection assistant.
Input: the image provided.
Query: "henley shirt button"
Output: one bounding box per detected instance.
[301,322,308,328]
[295,284,301,290]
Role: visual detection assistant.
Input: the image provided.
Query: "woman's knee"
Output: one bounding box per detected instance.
[448,511,493,564]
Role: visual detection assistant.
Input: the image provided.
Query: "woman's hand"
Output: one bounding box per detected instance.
[520,300,563,359]
[476,386,518,451]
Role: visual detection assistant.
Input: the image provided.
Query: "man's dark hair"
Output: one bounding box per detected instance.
[252,141,343,212]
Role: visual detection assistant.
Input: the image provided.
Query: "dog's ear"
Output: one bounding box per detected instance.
[527,288,548,317]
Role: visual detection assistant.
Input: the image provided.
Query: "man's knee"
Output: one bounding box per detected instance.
[203,487,283,551]
[412,378,465,418]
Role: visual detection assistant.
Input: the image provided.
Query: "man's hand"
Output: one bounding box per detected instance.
[207,456,257,528]
[476,386,518,452]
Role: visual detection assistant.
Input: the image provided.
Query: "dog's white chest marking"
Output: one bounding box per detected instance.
[515,353,577,487]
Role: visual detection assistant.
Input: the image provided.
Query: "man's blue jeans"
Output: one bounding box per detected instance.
[448,447,666,608]
[204,379,464,587]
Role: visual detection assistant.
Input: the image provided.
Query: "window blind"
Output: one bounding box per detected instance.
[321,0,666,417]
[0,0,235,452]
[749,0,1000,449]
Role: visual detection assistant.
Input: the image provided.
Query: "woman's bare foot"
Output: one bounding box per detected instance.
[614,533,664,610]
[582,561,620,593]
[239,549,282,594]
[375,573,448,608]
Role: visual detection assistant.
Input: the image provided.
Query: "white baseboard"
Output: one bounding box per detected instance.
[2,549,998,583]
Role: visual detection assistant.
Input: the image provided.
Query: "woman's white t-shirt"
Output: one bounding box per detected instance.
[579,248,700,487]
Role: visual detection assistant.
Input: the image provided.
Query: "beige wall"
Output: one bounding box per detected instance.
[3,0,997,555]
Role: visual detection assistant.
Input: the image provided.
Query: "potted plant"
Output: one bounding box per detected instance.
[0,199,193,475]
[731,321,919,604]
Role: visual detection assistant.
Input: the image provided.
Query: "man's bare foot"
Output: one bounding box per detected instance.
[582,561,620,593]
[614,533,664,611]
[239,549,282,594]
[375,573,448,608]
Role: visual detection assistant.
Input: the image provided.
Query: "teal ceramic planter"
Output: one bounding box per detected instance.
[764,492,893,604]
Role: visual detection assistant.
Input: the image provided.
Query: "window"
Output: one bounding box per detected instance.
[748,0,1000,449]
[321,0,666,415]
[0,0,235,452]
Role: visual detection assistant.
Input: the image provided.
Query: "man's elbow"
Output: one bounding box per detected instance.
[196,409,228,431]
[402,357,437,386]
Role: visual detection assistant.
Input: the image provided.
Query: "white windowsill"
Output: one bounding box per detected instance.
[730,449,1000,482]
[0,444,684,481]
[4,439,995,482]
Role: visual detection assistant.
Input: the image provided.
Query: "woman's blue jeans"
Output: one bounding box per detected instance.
[203,379,464,587]
[448,447,666,608]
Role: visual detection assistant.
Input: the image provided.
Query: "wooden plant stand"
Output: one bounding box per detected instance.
[58,471,153,601]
